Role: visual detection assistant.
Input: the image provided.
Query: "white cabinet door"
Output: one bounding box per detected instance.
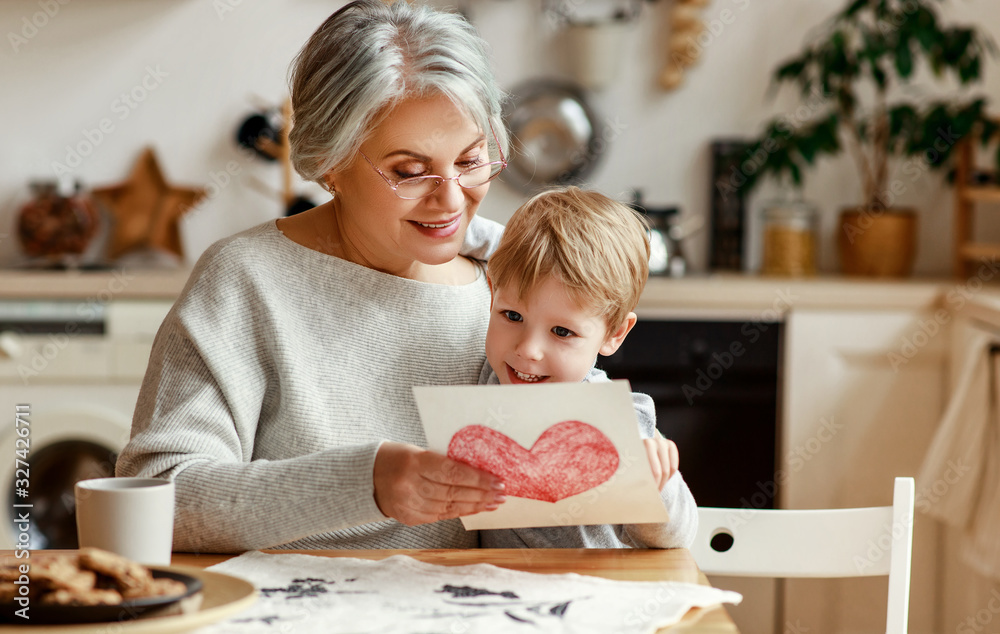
[782,309,948,634]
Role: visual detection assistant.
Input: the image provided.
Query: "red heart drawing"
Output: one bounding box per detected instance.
[447,421,620,503]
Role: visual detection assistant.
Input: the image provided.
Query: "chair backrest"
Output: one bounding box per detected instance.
[691,477,914,634]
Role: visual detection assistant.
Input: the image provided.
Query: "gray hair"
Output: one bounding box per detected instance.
[288,0,509,183]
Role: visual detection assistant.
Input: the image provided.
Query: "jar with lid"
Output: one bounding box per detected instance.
[16,177,100,267]
[760,199,818,276]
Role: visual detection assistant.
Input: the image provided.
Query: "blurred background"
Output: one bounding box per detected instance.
[2,0,998,274]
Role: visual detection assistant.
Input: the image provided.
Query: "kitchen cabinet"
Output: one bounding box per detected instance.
[782,309,948,634]
[936,309,1000,631]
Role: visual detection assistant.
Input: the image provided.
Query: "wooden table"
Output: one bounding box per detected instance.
[173,548,739,632]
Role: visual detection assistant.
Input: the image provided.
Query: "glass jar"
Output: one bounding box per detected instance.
[16,178,100,266]
[760,199,818,276]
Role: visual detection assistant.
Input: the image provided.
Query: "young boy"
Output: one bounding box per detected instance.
[478,186,698,549]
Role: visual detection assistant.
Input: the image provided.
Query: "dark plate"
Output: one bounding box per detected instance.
[0,569,202,625]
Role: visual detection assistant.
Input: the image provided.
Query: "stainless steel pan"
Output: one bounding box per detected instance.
[501,79,604,193]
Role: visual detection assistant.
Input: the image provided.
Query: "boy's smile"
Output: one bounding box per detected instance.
[486,275,633,385]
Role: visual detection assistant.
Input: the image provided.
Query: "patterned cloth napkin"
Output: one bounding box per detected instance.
[195,551,741,634]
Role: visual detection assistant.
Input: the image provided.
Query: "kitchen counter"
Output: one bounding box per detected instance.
[959,288,1000,329]
[0,268,192,300]
[637,273,951,318]
[0,268,981,315]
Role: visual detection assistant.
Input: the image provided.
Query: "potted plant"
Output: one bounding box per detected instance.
[733,0,1000,277]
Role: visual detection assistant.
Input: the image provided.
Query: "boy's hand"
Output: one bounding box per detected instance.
[644,435,679,491]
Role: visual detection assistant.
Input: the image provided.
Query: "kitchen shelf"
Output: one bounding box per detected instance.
[953,131,1000,278]
[958,242,1000,261]
[961,186,1000,204]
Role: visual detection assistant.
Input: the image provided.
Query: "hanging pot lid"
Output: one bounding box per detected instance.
[501,79,604,193]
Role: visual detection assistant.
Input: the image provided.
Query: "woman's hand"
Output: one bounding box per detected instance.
[373,442,506,526]
[644,436,679,492]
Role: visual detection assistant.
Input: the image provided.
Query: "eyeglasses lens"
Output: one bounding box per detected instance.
[394,163,503,200]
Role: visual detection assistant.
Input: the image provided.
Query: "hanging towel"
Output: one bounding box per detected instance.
[963,350,1000,579]
[916,329,1000,578]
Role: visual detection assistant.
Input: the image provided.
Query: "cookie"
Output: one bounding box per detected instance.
[78,548,152,592]
[39,588,123,606]
[0,565,21,583]
[121,577,187,600]
[0,582,16,602]
[30,557,96,593]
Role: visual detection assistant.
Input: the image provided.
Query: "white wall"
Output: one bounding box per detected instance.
[2,0,998,274]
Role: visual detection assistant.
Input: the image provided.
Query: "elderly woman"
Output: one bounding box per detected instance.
[117,0,696,553]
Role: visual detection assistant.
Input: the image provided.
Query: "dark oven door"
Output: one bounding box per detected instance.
[599,319,782,509]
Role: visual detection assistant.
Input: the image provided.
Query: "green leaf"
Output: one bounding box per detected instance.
[872,62,887,88]
[837,89,856,117]
[959,56,981,84]
[895,40,914,78]
[888,104,917,139]
[842,0,869,18]
[776,59,807,83]
[789,162,803,186]
[913,21,938,53]
[981,119,1000,149]
[943,29,974,69]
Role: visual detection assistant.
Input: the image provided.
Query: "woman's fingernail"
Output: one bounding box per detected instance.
[485,503,500,511]
[493,494,506,504]
[492,481,505,492]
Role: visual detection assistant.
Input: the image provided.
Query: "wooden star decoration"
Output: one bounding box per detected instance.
[92,147,205,260]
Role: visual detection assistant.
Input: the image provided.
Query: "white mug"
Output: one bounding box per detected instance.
[75,477,175,566]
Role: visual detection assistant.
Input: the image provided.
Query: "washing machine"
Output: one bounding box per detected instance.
[0,298,173,549]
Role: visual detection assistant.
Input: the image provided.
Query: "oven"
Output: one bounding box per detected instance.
[0,299,172,549]
[600,317,784,634]
[599,318,783,509]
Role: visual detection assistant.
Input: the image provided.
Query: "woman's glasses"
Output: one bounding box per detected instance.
[361,130,507,200]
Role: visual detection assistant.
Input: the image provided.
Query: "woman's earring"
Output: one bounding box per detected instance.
[324,181,336,198]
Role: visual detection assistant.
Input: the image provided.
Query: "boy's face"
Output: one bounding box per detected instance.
[486,275,635,385]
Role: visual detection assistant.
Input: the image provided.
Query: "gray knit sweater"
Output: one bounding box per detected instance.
[118,219,495,552]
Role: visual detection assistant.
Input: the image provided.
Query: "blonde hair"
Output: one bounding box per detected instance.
[488,187,650,333]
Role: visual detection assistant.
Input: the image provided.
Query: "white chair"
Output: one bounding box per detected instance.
[691,477,914,634]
